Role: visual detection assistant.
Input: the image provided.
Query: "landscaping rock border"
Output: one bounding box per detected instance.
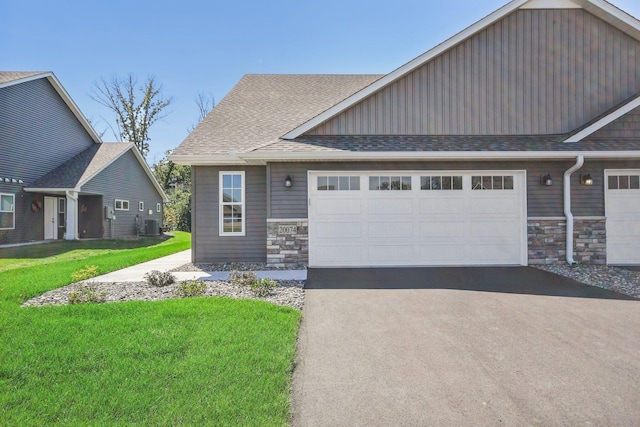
[171,262,306,272]
[535,264,640,299]
[22,280,305,310]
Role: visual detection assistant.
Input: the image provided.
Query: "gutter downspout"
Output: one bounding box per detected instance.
[564,155,584,265]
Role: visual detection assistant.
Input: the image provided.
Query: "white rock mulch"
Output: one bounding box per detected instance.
[535,264,640,299]
[22,279,305,310]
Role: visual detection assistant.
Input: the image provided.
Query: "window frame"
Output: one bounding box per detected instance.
[156,202,162,213]
[139,201,145,212]
[114,199,130,211]
[219,171,246,237]
[0,193,15,230]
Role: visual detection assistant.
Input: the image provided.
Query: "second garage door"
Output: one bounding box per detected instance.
[308,171,527,267]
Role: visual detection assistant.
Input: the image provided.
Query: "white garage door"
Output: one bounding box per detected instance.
[606,170,640,265]
[308,171,527,267]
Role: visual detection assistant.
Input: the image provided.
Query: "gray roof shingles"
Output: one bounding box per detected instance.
[29,143,131,189]
[172,74,384,156]
[0,71,47,85]
[254,135,640,153]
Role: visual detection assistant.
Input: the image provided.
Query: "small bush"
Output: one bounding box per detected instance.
[175,279,206,297]
[68,284,107,304]
[251,278,277,297]
[229,270,257,287]
[71,265,99,282]
[144,270,176,287]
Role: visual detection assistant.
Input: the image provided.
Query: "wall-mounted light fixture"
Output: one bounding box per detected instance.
[540,174,553,186]
[581,174,593,186]
[284,175,293,188]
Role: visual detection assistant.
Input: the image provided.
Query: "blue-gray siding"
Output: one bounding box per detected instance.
[0,77,96,244]
[585,106,640,139]
[0,78,95,185]
[82,150,164,238]
[307,9,640,136]
[192,166,266,263]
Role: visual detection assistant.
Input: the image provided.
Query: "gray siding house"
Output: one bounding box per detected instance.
[0,72,167,245]
[172,0,640,268]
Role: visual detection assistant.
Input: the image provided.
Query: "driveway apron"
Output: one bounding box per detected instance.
[292,267,640,426]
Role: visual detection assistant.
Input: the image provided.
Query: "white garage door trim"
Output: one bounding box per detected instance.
[308,170,528,267]
[605,169,640,265]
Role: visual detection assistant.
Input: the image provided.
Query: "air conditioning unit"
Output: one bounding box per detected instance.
[144,219,159,236]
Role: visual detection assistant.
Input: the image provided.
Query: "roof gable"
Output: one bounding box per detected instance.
[0,71,102,143]
[283,0,640,139]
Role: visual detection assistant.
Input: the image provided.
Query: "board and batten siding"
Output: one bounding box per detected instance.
[307,9,640,136]
[269,160,630,219]
[81,149,164,239]
[192,166,266,263]
[0,78,95,186]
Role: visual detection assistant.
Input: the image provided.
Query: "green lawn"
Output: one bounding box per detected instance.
[0,233,302,426]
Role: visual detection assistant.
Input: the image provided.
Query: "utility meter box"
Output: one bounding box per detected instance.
[104,206,115,220]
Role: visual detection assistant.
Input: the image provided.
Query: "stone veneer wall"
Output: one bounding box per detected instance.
[267,220,308,268]
[528,218,606,265]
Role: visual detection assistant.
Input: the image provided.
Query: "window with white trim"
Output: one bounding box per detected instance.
[421,176,463,190]
[115,199,130,211]
[608,175,640,190]
[139,201,144,212]
[471,175,514,190]
[0,193,15,230]
[58,198,65,229]
[219,172,245,236]
[369,176,412,191]
[317,176,360,191]
[156,202,161,213]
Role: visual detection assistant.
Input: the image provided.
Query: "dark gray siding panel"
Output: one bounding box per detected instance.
[269,161,573,219]
[0,78,95,185]
[0,187,44,244]
[308,9,640,136]
[585,107,640,139]
[81,150,164,239]
[192,166,266,263]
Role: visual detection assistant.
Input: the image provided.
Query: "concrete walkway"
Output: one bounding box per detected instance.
[91,249,307,282]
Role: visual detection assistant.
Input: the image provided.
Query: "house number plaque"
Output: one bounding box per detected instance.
[278,225,297,235]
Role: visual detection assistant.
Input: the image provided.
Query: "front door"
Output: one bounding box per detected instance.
[44,196,58,240]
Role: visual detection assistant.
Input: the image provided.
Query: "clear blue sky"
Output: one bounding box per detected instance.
[3,0,640,164]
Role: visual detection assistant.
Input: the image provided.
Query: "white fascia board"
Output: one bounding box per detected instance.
[281,0,530,140]
[23,187,75,193]
[168,154,247,166]
[564,94,640,142]
[239,150,640,162]
[520,0,580,8]
[0,72,50,89]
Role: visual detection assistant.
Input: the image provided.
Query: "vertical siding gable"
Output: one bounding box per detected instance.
[306,9,640,136]
[0,78,96,185]
[81,150,164,238]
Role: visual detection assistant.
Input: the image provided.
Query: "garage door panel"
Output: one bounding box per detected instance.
[368,198,413,215]
[418,245,465,263]
[418,198,465,215]
[470,220,521,238]
[470,197,519,215]
[419,221,465,238]
[314,245,364,264]
[606,171,640,265]
[316,222,362,239]
[316,198,361,215]
[468,243,521,263]
[368,222,414,238]
[368,245,415,263]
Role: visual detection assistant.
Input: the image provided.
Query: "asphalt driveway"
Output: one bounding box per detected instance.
[292,267,640,426]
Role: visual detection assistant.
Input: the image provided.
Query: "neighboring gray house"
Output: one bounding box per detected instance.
[172,0,640,268]
[0,72,167,245]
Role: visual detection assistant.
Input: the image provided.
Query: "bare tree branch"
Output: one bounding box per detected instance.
[90,74,173,157]
[190,92,215,131]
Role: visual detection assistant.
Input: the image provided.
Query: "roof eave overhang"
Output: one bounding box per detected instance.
[172,150,640,166]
